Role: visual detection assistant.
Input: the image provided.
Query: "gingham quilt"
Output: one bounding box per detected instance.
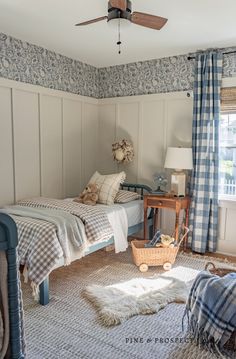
[13,216,63,286]
[10,198,114,286]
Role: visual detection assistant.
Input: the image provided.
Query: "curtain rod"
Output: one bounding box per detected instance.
[187,50,236,60]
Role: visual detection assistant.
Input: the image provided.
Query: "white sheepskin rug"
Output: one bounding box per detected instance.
[84,276,188,326]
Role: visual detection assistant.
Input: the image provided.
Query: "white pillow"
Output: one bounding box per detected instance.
[115,190,140,203]
[89,171,126,205]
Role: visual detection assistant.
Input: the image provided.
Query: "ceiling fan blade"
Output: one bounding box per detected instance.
[110,0,127,11]
[131,12,168,30]
[75,16,108,26]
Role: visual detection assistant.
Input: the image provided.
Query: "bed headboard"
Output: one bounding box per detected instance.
[121,182,153,198]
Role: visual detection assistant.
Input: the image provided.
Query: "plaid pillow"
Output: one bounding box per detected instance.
[89,171,126,205]
[115,190,140,203]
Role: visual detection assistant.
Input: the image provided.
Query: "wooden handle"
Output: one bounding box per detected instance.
[177,226,189,247]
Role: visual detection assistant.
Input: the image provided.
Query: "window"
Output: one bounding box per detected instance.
[219,113,236,197]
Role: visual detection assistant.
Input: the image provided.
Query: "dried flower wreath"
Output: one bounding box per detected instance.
[112,139,134,163]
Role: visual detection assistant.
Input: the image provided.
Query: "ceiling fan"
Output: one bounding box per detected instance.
[75,0,167,30]
[75,0,168,53]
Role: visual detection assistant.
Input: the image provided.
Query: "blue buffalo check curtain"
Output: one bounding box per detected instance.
[189,51,223,253]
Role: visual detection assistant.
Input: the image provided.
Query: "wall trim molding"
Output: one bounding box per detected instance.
[0,78,98,105]
[1,77,235,105]
[98,90,192,104]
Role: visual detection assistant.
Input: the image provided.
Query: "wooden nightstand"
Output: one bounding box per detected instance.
[143,194,191,250]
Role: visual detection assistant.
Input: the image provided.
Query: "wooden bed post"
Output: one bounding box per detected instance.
[39,277,49,305]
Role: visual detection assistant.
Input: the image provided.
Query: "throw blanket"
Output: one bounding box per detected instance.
[17,197,113,244]
[1,198,113,289]
[2,206,87,265]
[183,271,236,357]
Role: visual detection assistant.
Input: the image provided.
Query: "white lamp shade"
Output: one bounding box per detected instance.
[164,147,193,170]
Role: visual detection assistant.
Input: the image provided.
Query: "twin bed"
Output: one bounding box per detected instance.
[2,183,153,305]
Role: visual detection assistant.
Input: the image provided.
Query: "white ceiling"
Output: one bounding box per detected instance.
[0,0,236,68]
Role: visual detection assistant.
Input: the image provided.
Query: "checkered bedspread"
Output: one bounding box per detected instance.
[11,198,114,286]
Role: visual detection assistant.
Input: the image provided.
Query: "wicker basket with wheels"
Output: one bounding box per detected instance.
[131,226,189,272]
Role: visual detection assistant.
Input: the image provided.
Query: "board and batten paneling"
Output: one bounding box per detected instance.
[139,100,165,187]
[98,92,193,242]
[98,104,117,174]
[0,86,14,205]
[116,102,140,183]
[82,103,99,188]
[40,95,63,198]
[12,89,40,201]
[98,92,193,188]
[166,98,193,148]
[63,98,82,197]
[0,78,99,206]
[218,200,236,254]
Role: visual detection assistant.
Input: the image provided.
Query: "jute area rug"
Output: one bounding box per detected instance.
[21,249,235,359]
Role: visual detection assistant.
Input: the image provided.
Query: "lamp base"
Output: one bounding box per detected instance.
[171,171,186,197]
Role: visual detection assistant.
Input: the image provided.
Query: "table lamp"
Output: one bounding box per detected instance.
[164,147,193,197]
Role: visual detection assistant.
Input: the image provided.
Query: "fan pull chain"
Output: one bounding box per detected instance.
[117,16,121,54]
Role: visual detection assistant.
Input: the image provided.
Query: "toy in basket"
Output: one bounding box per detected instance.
[131,226,189,273]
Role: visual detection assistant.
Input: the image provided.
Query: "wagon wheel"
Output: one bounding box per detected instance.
[163,262,172,271]
[139,263,149,272]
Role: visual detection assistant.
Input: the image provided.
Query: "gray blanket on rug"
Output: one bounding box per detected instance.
[183,270,236,358]
[0,251,9,359]
[1,206,87,265]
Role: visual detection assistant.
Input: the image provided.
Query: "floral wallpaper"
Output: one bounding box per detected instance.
[98,49,236,98]
[98,54,194,98]
[0,32,236,99]
[0,33,100,98]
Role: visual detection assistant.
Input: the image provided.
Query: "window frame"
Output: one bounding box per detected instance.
[219,105,236,201]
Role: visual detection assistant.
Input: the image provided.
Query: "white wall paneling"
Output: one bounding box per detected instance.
[12,89,40,201]
[0,77,98,205]
[218,200,236,255]
[0,77,234,255]
[98,92,193,239]
[98,104,117,174]
[82,103,99,189]
[40,94,63,198]
[140,100,165,187]
[0,86,14,205]
[63,99,83,197]
[98,92,193,187]
[166,98,193,148]
[116,102,140,183]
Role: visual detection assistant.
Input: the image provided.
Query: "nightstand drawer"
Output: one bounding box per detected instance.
[146,198,176,209]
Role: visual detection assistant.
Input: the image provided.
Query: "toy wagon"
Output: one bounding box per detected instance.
[131,227,189,272]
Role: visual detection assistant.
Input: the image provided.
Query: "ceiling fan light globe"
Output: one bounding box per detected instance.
[108,17,131,28]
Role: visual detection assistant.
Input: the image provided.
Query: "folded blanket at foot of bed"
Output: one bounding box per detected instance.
[183,270,236,357]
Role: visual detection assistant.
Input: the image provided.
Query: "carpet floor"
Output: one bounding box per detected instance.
[22,249,235,359]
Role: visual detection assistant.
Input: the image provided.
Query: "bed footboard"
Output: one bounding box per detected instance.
[0,213,25,358]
